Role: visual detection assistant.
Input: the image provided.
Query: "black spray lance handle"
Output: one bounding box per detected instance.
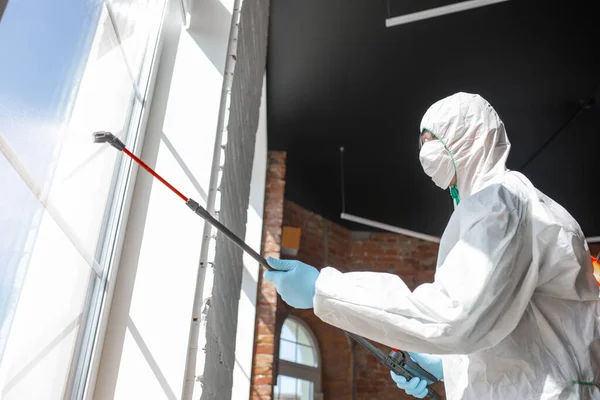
[347,332,441,399]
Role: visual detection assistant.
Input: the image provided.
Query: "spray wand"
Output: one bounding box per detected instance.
[93,131,442,399]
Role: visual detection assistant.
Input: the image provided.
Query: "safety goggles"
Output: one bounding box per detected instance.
[418,129,438,149]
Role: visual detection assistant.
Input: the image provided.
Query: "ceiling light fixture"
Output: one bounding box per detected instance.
[386,0,510,27]
[341,213,441,243]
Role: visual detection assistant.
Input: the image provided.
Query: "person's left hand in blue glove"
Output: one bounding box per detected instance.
[263,257,320,309]
[390,374,429,399]
[390,352,443,398]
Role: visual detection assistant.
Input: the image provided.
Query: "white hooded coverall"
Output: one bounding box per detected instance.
[313,93,600,399]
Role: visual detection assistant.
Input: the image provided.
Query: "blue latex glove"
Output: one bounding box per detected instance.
[390,374,429,399]
[263,257,320,309]
[390,353,443,398]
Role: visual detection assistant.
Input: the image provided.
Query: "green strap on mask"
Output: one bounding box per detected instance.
[450,184,460,205]
[572,380,600,389]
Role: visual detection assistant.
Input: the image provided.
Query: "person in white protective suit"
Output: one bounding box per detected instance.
[264,92,600,399]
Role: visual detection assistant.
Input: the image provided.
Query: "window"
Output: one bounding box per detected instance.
[274,317,323,400]
[0,0,166,398]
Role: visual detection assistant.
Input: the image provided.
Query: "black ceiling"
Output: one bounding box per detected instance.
[266,0,600,238]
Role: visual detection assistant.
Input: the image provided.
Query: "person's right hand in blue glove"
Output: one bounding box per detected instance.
[390,352,443,398]
[263,257,320,309]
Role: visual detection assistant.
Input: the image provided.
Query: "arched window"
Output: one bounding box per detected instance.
[274,316,323,400]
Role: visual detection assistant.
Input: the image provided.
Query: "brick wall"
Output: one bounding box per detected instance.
[282,200,443,400]
[281,202,354,399]
[250,151,286,400]
[347,232,440,289]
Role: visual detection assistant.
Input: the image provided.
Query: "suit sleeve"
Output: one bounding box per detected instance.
[313,185,537,354]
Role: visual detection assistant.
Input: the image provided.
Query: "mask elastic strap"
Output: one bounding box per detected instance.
[572,380,600,390]
[450,184,460,206]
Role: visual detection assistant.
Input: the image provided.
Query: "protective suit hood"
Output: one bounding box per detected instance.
[420,92,511,199]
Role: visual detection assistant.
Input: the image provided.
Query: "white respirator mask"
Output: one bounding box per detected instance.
[419,140,456,190]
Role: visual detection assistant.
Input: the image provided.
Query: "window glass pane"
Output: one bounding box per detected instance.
[296,323,313,346]
[0,0,166,397]
[279,375,297,399]
[274,375,313,400]
[0,170,93,398]
[281,319,298,342]
[297,343,316,367]
[102,0,165,92]
[279,318,318,367]
[298,378,314,400]
[279,339,297,363]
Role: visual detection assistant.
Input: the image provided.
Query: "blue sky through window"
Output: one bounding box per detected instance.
[0,0,103,359]
[0,0,101,113]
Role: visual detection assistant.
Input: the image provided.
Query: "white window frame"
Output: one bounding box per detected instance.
[71,4,172,399]
[277,316,323,400]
